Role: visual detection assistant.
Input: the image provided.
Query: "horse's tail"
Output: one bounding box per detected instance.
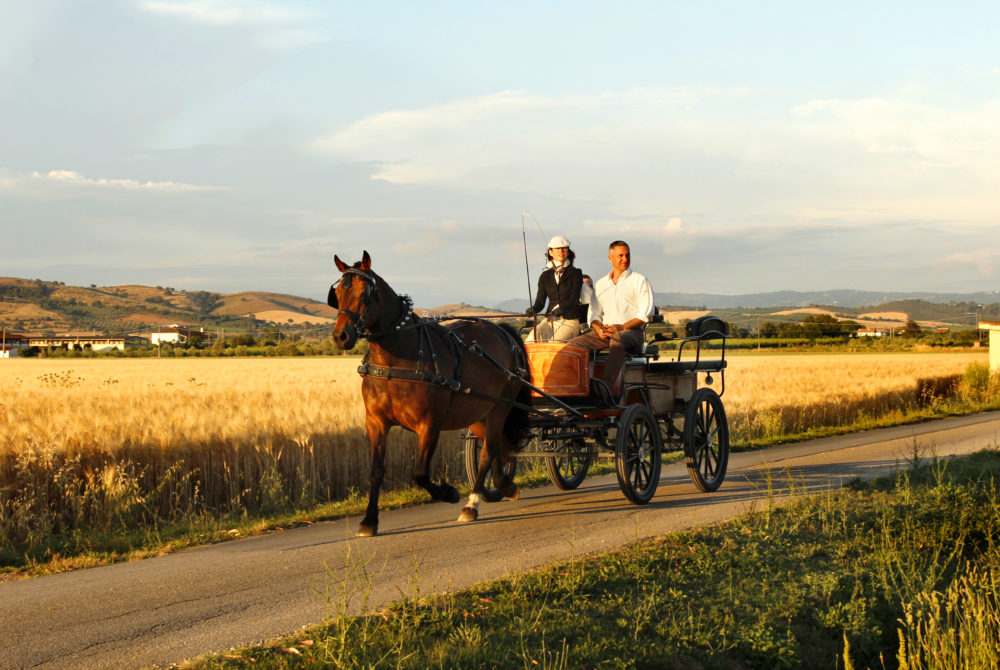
[499,323,532,451]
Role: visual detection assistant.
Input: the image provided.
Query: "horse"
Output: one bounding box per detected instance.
[329,251,532,537]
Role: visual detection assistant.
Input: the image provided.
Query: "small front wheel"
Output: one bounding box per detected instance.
[683,388,729,492]
[615,404,662,504]
[543,428,592,490]
[463,432,517,503]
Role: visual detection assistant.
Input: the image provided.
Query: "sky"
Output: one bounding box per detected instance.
[1,1,999,307]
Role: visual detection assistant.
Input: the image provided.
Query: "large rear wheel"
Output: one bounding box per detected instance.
[615,404,662,504]
[683,388,729,492]
[463,432,517,503]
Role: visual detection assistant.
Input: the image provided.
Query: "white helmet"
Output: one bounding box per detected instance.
[547,235,571,249]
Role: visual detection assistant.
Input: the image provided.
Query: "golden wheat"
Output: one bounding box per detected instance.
[716,350,989,441]
[0,351,990,551]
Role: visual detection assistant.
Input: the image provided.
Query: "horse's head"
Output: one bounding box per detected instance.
[329,251,379,350]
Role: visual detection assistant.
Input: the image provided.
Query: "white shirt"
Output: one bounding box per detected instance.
[589,268,655,326]
[579,280,598,318]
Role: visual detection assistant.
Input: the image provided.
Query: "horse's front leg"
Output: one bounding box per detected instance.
[358,418,388,537]
[413,427,461,504]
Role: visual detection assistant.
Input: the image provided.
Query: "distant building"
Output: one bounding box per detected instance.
[980,321,999,371]
[29,334,147,352]
[151,325,208,345]
[854,328,889,338]
[1,331,30,358]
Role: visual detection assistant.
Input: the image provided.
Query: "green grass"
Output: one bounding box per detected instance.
[186,448,1000,670]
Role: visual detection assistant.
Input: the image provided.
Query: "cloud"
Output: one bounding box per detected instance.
[308,87,740,185]
[138,0,306,25]
[939,249,999,277]
[307,87,1000,232]
[792,97,1000,175]
[0,170,228,192]
[138,0,327,48]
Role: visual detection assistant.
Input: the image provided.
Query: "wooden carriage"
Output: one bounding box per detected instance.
[464,316,730,504]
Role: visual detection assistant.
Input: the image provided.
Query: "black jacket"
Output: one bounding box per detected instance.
[531,266,583,320]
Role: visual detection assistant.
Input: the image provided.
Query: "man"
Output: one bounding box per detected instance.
[570,240,655,401]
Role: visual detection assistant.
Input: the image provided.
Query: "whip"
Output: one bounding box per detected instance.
[521,213,538,339]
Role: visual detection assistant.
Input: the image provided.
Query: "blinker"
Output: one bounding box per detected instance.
[327,284,339,309]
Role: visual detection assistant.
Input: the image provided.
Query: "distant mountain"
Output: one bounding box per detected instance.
[493,289,1000,311]
[494,298,530,313]
[653,289,1000,309]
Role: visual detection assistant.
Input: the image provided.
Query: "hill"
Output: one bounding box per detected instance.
[3,277,998,337]
[0,278,336,336]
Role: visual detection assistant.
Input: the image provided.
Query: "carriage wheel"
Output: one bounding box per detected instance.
[543,428,592,490]
[683,388,729,492]
[463,431,517,503]
[614,404,662,505]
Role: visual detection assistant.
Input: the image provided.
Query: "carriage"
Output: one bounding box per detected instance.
[462,315,731,505]
[329,252,730,536]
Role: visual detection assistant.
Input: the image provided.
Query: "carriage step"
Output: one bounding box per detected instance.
[648,359,727,374]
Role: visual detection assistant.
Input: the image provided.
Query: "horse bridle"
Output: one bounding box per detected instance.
[328,268,379,333]
[329,267,418,339]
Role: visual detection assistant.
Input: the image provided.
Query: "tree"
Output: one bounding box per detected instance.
[192,291,221,314]
[903,320,922,338]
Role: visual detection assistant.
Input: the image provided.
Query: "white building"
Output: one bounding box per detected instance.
[29,335,147,352]
[151,325,208,345]
[980,321,999,371]
[1,331,29,358]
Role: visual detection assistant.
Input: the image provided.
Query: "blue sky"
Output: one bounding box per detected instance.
[1,1,998,306]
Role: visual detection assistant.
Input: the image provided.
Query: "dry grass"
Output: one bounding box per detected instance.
[0,351,992,556]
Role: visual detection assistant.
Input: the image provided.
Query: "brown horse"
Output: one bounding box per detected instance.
[329,251,531,537]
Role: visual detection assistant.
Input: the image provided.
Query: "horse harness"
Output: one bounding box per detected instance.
[331,267,532,413]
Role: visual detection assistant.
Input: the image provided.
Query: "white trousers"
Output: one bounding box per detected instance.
[524,317,581,342]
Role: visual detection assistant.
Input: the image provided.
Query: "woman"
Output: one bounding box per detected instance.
[525,235,585,341]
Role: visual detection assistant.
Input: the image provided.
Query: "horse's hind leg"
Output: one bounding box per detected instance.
[459,423,492,522]
[459,418,517,522]
[358,420,388,537]
[413,427,460,505]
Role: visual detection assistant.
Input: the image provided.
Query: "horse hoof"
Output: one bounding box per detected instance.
[356,524,378,537]
[444,485,461,504]
[458,507,478,523]
[502,483,520,500]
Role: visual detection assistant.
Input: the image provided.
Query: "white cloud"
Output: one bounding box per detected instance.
[138,0,327,48]
[2,170,228,192]
[792,97,1000,175]
[308,87,740,185]
[308,87,1000,231]
[139,0,306,25]
[939,249,999,277]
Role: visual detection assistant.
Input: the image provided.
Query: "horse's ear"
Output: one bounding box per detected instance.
[361,250,371,272]
[334,254,348,272]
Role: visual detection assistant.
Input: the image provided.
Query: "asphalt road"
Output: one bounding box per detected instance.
[3,411,1000,669]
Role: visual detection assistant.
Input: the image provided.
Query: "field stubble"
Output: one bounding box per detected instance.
[0,350,994,560]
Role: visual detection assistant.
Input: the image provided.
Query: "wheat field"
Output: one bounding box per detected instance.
[717,350,989,442]
[0,351,990,553]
